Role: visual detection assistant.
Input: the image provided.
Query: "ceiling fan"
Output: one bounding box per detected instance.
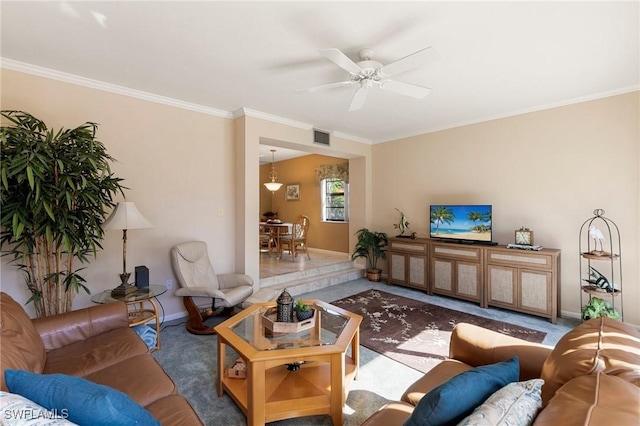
[297,47,435,111]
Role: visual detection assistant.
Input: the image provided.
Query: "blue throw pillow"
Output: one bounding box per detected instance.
[403,356,520,426]
[5,370,160,426]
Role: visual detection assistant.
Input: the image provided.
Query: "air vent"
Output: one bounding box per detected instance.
[313,129,330,146]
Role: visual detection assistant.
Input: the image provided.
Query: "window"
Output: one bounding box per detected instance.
[321,178,348,222]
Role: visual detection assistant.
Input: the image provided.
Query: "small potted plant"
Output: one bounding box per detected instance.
[351,228,388,282]
[581,297,621,320]
[295,300,314,321]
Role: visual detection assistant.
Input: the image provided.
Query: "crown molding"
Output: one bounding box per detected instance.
[4,58,374,145]
[1,58,234,119]
[233,107,313,131]
[234,108,372,145]
[377,85,640,144]
[332,131,372,145]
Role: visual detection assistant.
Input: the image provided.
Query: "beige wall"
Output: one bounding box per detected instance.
[2,68,637,325]
[260,154,350,253]
[0,70,371,318]
[1,69,238,318]
[239,115,371,275]
[372,92,639,324]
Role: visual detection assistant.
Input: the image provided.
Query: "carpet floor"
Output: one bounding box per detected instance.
[153,279,578,425]
[330,289,546,374]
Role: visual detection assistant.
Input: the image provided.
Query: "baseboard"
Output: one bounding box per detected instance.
[162,302,244,323]
[560,310,581,320]
[163,311,189,323]
[306,247,350,257]
[560,309,640,330]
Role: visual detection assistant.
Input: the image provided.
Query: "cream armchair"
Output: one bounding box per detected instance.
[170,241,254,335]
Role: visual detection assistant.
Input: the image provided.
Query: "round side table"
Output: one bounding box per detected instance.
[91,285,167,351]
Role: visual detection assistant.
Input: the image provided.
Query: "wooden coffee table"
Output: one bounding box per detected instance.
[214,300,362,426]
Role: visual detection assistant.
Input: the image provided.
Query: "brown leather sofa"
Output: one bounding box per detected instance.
[362,317,640,425]
[0,292,203,425]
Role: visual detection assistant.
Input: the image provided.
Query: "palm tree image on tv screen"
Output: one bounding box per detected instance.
[430,205,492,242]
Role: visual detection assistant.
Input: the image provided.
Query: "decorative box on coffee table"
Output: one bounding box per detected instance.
[261,306,316,334]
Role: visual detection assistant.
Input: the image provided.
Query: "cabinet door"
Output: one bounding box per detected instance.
[486,248,559,323]
[456,261,482,303]
[407,255,427,290]
[519,269,552,316]
[389,253,407,284]
[388,239,429,291]
[487,265,517,308]
[390,252,427,290]
[432,258,454,295]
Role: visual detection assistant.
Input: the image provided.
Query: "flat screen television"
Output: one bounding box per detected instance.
[429,204,492,243]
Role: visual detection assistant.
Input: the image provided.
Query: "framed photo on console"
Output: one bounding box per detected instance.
[286,183,300,201]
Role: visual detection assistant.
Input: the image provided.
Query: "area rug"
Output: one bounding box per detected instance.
[330,289,546,374]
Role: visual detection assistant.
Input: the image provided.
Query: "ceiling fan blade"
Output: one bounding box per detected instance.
[296,80,355,94]
[380,80,432,99]
[348,86,369,112]
[319,48,363,75]
[379,47,436,77]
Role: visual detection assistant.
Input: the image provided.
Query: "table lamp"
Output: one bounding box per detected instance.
[103,202,152,296]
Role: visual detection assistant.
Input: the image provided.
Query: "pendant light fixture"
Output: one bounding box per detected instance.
[264,149,283,192]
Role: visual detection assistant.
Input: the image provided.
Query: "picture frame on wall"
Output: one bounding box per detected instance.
[286,183,300,201]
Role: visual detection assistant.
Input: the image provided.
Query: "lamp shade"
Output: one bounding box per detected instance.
[264,182,283,192]
[103,202,153,231]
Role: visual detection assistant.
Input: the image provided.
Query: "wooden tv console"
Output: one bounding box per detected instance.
[387,237,561,323]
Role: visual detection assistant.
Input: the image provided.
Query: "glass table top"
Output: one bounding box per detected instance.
[227,301,351,351]
[90,284,167,304]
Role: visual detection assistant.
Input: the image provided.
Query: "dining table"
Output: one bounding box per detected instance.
[259,222,292,257]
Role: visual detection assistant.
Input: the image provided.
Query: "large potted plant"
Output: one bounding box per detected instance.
[1,110,124,317]
[351,228,388,282]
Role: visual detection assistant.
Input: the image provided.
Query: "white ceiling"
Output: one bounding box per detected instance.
[1,1,638,146]
[259,144,310,164]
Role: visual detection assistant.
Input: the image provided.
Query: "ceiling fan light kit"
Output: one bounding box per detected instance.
[298,46,435,111]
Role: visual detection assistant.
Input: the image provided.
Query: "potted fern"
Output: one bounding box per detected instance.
[351,228,388,282]
[1,111,124,317]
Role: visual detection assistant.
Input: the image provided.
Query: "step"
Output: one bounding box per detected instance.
[259,261,364,297]
[260,259,356,288]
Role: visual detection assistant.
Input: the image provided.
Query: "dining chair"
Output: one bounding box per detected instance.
[279,215,311,260]
[259,224,274,253]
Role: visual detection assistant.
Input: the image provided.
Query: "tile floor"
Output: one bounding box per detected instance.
[259,249,351,279]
